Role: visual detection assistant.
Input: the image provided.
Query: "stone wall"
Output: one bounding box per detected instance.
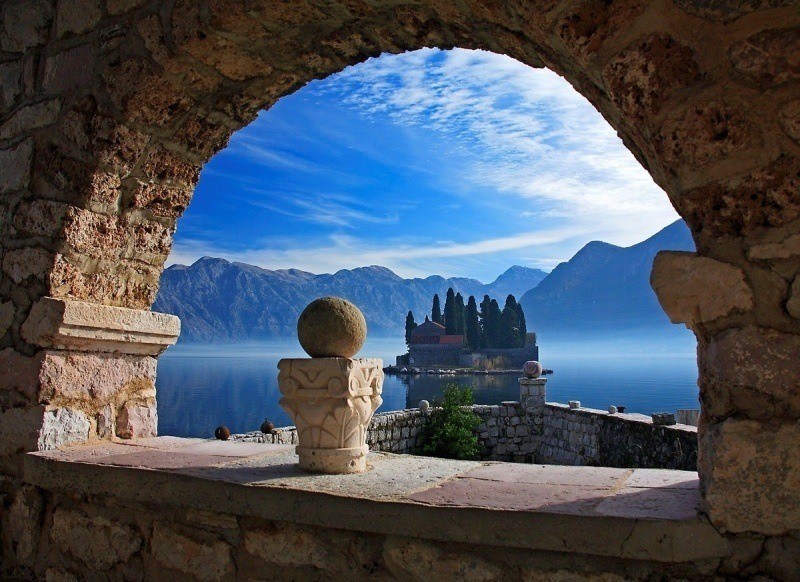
[539,404,697,470]
[408,344,462,367]
[1,0,799,574]
[458,345,539,369]
[235,382,697,470]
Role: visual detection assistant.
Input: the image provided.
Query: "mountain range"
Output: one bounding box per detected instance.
[154,220,694,342]
[154,260,547,342]
[519,219,694,334]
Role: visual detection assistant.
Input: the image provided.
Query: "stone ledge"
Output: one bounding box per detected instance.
[546,403,698,433]
[24,438,729,564]
[21,297,180,355]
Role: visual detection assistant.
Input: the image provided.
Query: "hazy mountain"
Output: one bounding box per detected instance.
[155,221,693,342]
[154,263,547,342]
[518,220,695,334]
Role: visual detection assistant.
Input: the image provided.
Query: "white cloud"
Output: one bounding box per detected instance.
[323,48,678,244]
[177,48,680,277]
[167,224,599,280]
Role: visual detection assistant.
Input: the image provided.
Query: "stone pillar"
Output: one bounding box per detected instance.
[278,358,383,473]
[0,297,179,475]
[277,297,382,474]
[652,251,800,534]
[520,361,546,437]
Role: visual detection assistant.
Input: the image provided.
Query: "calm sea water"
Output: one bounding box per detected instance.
[156,335,700,438]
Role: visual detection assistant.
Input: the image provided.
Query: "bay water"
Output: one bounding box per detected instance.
[156,335,699,438]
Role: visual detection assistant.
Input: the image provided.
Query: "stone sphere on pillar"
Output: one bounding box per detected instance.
[297,297,367,358]
[523,360,543,378]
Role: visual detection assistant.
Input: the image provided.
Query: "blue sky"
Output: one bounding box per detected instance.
[168,48,679,282]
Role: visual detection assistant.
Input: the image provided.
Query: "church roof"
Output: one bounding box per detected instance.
[410,319,446,336]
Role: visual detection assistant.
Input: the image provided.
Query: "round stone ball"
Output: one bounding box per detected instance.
[297,297,367,358]
[215,425,230,440]
[608,405,618,414]
[419,400,430,414]
[260,419,275,434]
[523,360,543,378]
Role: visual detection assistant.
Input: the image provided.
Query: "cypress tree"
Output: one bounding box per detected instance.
[444,288,457,334]
[486,299,503,348]
[500,294,521,348]
[515,302,527,346]
[404,311,417,348]
[465,296,481,351]
[431,294,442,325]
[455,292,466,335]
[479,295,491,348]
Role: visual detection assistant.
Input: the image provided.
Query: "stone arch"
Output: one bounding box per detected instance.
[1,0,799,538]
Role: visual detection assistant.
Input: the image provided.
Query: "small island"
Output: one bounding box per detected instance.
[389,288,547,376]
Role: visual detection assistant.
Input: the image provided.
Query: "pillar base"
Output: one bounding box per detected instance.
[297,445,369,474]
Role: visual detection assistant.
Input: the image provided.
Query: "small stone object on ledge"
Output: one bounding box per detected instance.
[617,406,627,413]
[296,296,367,358]
[651,412,677,426]
[608,405,618,414]
[569,400,581,409]
[260,418,275,434]
[522,360,543,379]
[419,400,430,414]
[215,425,230,440]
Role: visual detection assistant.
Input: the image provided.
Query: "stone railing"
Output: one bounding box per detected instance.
[235,390,698,470]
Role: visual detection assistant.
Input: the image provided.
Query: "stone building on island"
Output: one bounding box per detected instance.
[399,317,539,368]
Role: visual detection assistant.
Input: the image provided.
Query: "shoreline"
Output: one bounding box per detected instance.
[383,365,554,376]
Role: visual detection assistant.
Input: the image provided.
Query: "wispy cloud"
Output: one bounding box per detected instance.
[167,224,598,280]
[321,49,676,232]
[244,190,401,227]
[177,48,680,279]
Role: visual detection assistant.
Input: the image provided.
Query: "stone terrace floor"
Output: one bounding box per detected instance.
[25,439,729,564]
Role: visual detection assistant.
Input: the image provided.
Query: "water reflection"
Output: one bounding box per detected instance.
[157,338,699,438]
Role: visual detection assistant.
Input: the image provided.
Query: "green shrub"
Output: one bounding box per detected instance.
[417,384,482,460]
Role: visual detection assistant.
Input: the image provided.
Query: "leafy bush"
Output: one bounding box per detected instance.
[417,384,482,460]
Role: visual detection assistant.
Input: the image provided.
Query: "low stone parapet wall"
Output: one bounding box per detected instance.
[234,399,697,469]
[539,403,698,470]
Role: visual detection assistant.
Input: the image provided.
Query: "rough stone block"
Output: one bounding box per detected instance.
[703,326,800,418]
[0,0,53,52]
[787,276,800,320]
[38,407,90,450]
[55,0,102,36]
[50,508,141,570]
[651,251,754,327]
[0,139,33,194]
[0,60,22,109]
[2,246,55,283]
[116,401,157,439]
[700,417,800,534]
[0,99,60,140]
[8,485,44,565]
[150,523,234,580]
[0,301,15,338]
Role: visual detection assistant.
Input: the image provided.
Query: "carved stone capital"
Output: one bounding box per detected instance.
[21,297,180,355]
[278,357,383,474]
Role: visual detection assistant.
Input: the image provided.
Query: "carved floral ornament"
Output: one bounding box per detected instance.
[278,357,383,473]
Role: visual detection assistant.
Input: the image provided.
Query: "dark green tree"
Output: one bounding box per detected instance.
[515,302,527,346]
[404,311,417,348]
[485,299,503,348]
[500,294,521,348]
[465,295,481,351]
[479,294,491,348]
[431,294,442,325]
[416,384,481,460]
[455,292,466,335]
[444,288,457,334]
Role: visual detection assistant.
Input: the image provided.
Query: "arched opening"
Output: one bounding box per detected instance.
[2,2,798,571]
[152,47,699,446]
